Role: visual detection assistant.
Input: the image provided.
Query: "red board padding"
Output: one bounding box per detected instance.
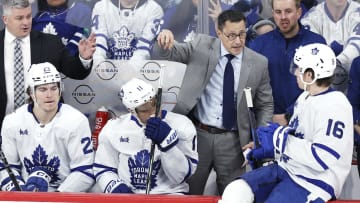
[0,192,220,203]
[0,192,358,203]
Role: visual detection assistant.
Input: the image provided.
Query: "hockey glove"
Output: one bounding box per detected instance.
[330,40,343,56]
[105,180,133,193]
[1,176,25,191]
[24,167,52,192]
[145,117,179,152]
[250,122,281,160]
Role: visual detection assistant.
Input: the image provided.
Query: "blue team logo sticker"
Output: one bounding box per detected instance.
[128,150,160,190]
[108,26,137,60]
[23,145,61,184]
[94,60,118,80]
[72,84,96,104]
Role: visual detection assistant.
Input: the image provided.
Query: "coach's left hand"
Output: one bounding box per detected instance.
[79,32,96,60]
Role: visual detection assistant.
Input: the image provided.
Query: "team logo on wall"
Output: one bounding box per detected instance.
[94,60,118,80]
[141,61,161,81]
[72,84,96,104]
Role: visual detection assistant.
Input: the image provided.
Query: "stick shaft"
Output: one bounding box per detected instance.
[0,149,22,191]
[244,87,262,168]
[145,64,165,194]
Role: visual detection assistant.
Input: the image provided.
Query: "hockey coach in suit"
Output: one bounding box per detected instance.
[0,0,96,132]
[152,10,274,195]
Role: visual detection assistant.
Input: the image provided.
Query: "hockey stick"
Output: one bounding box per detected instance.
[0,141,22,191]
[145,63,165,194]
[244,87,262,169]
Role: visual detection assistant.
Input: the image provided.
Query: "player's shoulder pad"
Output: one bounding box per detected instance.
[103,113,132,128]
[163,111,196,140]
[2,105,29,128]
[55,104,89,125]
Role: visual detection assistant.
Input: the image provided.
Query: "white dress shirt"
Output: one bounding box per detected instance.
[4,28,31,114]
[194,43,243,129]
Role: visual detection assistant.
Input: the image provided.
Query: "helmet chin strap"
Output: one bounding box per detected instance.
[300,74,316,92]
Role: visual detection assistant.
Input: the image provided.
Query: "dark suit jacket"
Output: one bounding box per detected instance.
[0,29,92,131]
[153,34,274,147]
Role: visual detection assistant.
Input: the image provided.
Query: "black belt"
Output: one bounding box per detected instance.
[192,117,236,134]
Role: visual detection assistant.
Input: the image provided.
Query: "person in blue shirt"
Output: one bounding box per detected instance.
[347,56,360,177]
[32,0,92,56]
[248,0,326,125]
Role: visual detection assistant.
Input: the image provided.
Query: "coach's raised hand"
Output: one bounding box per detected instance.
[79,32,96,60]
[157,29,174,50]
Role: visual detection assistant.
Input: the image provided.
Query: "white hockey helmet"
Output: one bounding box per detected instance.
[27,62,63,93]
[292,43,336,83]
[120,78,156,111]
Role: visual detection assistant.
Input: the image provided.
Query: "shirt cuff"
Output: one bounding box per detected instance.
[79,55,92,69]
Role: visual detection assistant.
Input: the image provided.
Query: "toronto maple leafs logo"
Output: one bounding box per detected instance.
[42,22,58,35]
[128,150,160,190]
[311,47,319,55]
[107,26,137,60]
[23,145,61,184]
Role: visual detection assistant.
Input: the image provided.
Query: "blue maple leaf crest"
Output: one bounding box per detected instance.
[128,149,161,190]
[107,26,137,60]
[23,145,61,184]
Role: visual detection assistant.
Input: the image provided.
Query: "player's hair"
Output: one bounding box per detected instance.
[304,69,333,87]
[271,0,301,9]
[2,0,30,16]
[217,9,247,31]
[37,0,69,12]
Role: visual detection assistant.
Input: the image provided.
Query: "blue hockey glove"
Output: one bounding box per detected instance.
[1,176,25,191]
[24,167,51,192]
[251,122,281,160]
[330,40,343,56]
[145,117,179,152]
[105,180,133,193]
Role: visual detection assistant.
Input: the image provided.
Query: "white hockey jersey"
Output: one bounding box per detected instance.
[94,110,198,194]
[91,0,164,61]
[276,90,353,201]
[0,104,95,192]
[301,0,360,71]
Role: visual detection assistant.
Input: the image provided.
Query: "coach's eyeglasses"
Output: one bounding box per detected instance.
[223,31,247,41]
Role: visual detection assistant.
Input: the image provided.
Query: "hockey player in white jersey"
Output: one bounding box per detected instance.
[0,62,95,192]
[218,43,353,203]
[91,0,164,62]
[94,78,198,194]
[301,0,360,92]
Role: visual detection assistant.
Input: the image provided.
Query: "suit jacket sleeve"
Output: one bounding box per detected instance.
[30,31,91,80]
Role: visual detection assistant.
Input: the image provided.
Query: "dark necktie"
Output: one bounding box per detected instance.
[223,54,236,130]
[14,38,25,109]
